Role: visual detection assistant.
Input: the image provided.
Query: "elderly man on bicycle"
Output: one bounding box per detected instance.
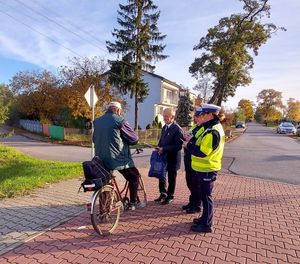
[93,101,145,210]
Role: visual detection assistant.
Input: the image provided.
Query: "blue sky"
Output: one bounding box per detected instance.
[0,0,299,110]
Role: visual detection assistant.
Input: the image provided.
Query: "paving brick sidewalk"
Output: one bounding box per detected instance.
[0,178,90,256]
[1,168,299,264]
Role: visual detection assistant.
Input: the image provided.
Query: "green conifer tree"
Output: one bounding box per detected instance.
[106,0,167,130]
[176,91,194,127]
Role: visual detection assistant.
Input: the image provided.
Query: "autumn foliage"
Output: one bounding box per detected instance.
[8,57,123,127]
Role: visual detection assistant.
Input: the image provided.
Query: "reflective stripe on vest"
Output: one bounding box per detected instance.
[190,124,196,132]
[194,126,205,138]
[191,123,225,172]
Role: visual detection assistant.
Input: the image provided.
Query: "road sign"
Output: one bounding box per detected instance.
[84,85,98,158]
[84,85,98,108]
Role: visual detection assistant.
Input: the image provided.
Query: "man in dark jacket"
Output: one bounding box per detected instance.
[93,101,144,210]
[154,108,183,205]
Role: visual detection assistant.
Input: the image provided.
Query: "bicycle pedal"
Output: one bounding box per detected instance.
[86,202,92,212]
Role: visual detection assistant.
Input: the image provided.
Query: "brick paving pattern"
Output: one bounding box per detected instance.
[0,178,90,256]
[1,168,299,264]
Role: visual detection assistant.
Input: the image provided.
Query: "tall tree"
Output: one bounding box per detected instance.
[256,88,283,124]
[10,70,62,121]
[59,56,121,120]
[189,0,285,105]
[238,99,254,121]
[175,91,194,127]
[255,106,282,124]
[0,84,13,124]
[233,107,246,124]
[193,76,213,103]
[286,98,300,122]
[106,0,167,130]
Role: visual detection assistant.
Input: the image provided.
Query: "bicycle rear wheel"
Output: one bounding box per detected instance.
[137,176,147,205]
[91,185,122,236]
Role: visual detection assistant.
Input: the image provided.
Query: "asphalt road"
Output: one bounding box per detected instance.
[0,131,232,174]
[1,124,299,184]
[0,134,91,162]
[224,123,300,185]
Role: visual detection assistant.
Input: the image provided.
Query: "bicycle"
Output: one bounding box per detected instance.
[82,148,147,236]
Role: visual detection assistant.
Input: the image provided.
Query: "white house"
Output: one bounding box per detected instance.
[179,87,198,106]
[124,71,181,129]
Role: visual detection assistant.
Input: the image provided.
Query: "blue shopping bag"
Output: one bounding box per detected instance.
[148,151,167,180]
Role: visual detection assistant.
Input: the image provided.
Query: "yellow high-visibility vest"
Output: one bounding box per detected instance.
[191,123,225,172]
[194,125,205,138]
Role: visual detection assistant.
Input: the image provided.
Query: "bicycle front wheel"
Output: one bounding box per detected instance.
[137,176,147,205]
[91,185,122,236]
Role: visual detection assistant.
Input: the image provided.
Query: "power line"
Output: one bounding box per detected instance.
[12,0,142,72]
[13,0,110,56]
[0,8,84,59]
[28,0,110,52]
[1,1,146,80]
[0,8,127,81]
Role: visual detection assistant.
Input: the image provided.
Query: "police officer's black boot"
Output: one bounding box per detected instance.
[182,202,192,210]
[191,224,212,233]
[182,195,194,210]
[186,206,201,214]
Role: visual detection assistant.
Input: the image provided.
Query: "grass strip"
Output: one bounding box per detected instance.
[0,144,82,198]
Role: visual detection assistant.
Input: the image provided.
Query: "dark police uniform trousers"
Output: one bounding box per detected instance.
[191,171,217,227]
[184,150,194,204]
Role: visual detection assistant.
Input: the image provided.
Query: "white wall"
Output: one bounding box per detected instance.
[124,73,162,129]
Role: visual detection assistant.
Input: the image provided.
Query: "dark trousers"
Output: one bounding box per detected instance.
[118,167,140,203]
[159,169,177,199]
[191,171,217,227]
[184,154,193,204]
[184,154,201,208]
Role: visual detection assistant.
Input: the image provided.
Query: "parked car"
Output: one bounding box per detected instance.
[296,124,300,136]
[235,121,246,128]
[276,122,296,134]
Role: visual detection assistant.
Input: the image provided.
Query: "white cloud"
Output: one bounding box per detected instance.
[0,0,299,108]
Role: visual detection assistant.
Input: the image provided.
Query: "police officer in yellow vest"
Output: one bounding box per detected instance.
[184,103,225,233]
[182,111,205,214]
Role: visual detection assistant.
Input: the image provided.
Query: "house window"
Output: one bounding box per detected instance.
[163,89,177,105]
[166,90,172,102]
[158,106,164,115]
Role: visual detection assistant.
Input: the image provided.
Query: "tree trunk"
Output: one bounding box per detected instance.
[208,67,230,106]
[134,91,139,131]
[217,87,225,106]
[208,86,222,105]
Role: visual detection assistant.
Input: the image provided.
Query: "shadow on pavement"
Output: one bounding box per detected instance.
[2,189,300,258]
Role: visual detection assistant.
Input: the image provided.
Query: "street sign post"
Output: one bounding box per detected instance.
[84,85,98,159]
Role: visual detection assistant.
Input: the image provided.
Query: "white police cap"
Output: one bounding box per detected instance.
[195,103,221,116]
[108,101,122,110]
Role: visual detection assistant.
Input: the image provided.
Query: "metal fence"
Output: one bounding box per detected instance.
[18,120,192,144]
[64,128,162,144]
[19,120,43,133]
[49,125,65,140]
[64,127,91,142]
[20,120,64,140]
[137,129,161,144]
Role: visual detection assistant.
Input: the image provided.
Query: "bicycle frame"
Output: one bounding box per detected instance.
[109,148,143,202]
[89,179,124,214]
[112,176,129,201]
[88,172,129,213]
[86,148,146,236]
